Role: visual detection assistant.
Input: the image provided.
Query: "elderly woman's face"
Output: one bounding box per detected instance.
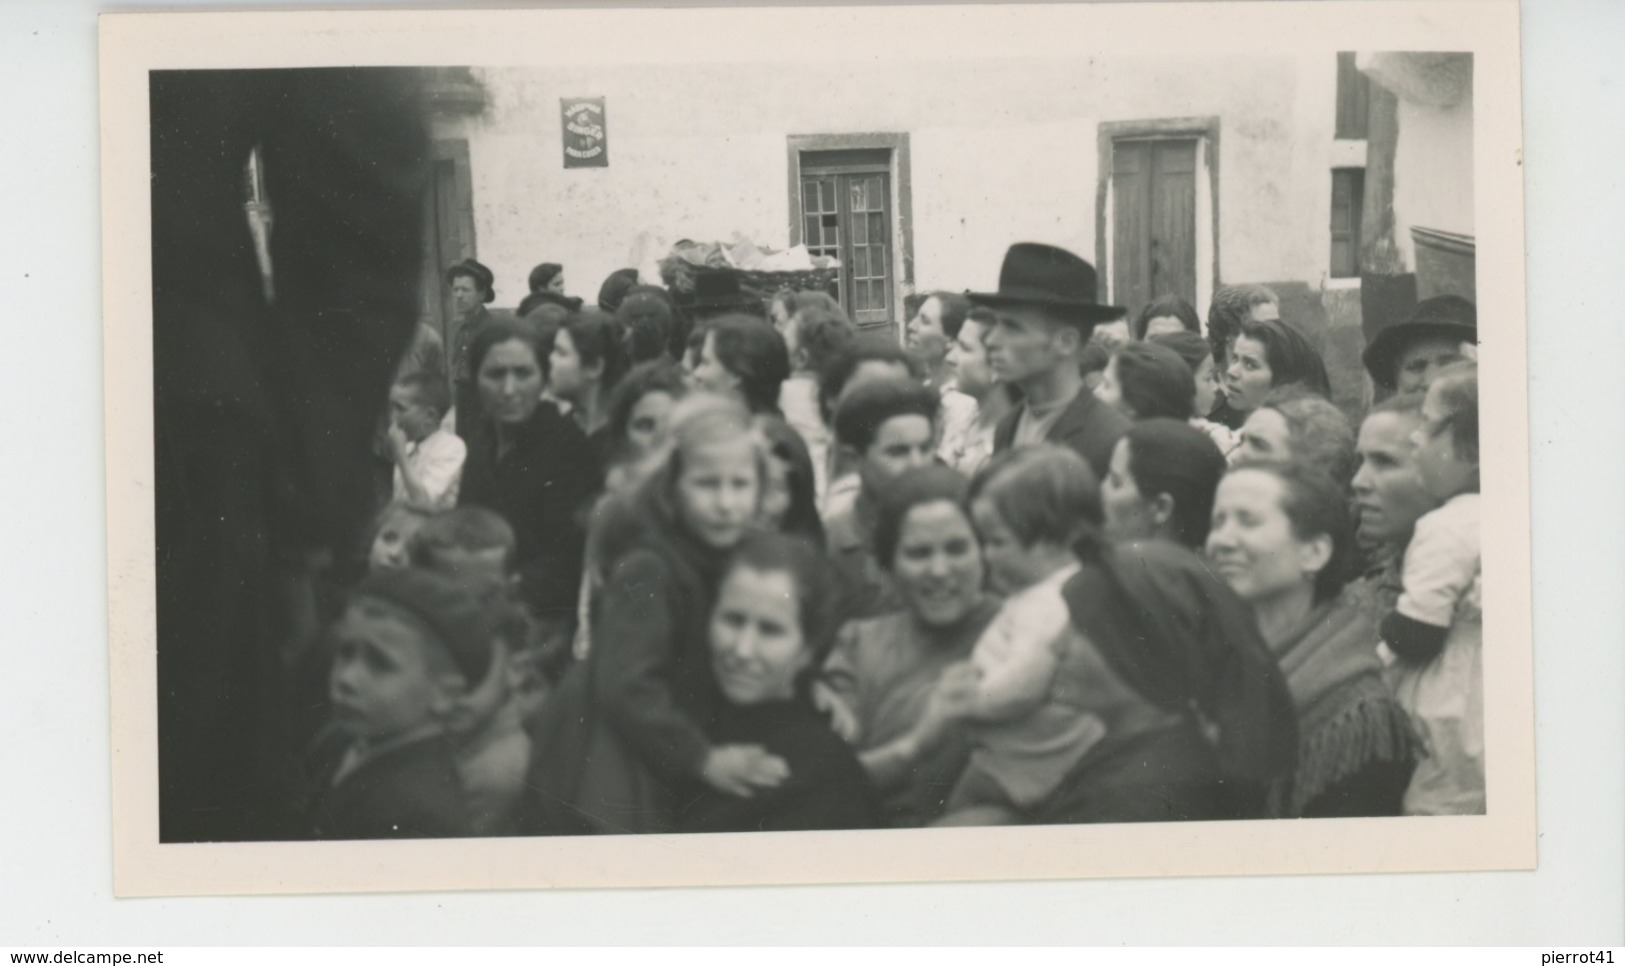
[892,499,985,628]
[1205,469,1328,606]
[477,339,545,426]
[709,565,809,705]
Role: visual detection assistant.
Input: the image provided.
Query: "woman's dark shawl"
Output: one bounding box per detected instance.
[1063,539,1299,789]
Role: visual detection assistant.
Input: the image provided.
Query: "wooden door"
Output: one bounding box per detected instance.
[418,158,470,344]
[1111,138,1198,314]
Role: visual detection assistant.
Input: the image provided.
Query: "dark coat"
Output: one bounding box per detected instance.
[150,68,431,842]
[523,477,733,834]
[307,729,470,840]
[992,388,1130,480]
[459,403,596,621]
[450,305,495,437]
[675,698,878,833]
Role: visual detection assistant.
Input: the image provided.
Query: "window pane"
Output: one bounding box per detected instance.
[852,208,867,245]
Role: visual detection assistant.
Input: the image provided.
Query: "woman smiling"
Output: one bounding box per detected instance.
[677,532,877,833]
[821,466,1000,827]
[1206,461,1418,817]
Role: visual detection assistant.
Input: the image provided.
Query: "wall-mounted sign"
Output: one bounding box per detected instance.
[561,97,608,168]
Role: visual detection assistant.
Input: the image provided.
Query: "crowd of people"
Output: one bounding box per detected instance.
[304,240,1485,839]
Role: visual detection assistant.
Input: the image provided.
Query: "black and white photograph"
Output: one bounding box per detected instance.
[100,1,1535,895]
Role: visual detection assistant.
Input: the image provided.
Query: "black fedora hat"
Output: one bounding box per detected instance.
[966,242,1126,325]
[689,271,764,311]
[446,258,496,303]
[1362,294,1477,390]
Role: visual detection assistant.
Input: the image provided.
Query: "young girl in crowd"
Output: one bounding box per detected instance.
[678,531,876,832]
[1382,362,1484,815]
[524,394,777,834]
[934,445,1112,826]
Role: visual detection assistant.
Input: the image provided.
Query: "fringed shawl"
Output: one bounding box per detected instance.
[1269,593,1418,817]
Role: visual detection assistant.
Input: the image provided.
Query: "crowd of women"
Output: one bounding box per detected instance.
[304,240,1485,840]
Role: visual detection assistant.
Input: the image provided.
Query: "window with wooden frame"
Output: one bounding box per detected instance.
[799,149,892,326]
[1330,167,1366,278]
[788,135,913,332]
[1335,52,1371,140]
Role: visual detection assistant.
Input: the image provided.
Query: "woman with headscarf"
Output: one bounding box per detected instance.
[457,317,595,627]
[1222,317,1333,425]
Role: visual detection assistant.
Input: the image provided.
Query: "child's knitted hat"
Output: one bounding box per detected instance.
[350,567,495,685]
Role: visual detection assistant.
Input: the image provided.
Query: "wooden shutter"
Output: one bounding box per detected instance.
[1330,168,1365,278]
[1335,52,1371,140]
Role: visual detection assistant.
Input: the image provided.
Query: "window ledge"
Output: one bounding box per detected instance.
[1329,139,1367,168]
[1324,276,1363,291]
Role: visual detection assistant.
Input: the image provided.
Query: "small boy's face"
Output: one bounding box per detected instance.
[329,599,461,741]
[1412,387,1476,501]
[389,385,441,442]
[855,414,935,498]
[369,510,426,572]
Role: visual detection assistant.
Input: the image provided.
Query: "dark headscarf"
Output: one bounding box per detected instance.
[598,267,641,314]
[1063,540,1299,798]
[1235,317,1333,399]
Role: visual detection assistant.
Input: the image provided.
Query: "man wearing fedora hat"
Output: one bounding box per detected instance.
[969,243,1132,479]
[1362,295,1478,397]
[446,258,498,438]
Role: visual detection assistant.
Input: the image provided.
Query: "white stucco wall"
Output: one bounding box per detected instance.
[433,52,1357,315]
[1392,87,1476,267]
